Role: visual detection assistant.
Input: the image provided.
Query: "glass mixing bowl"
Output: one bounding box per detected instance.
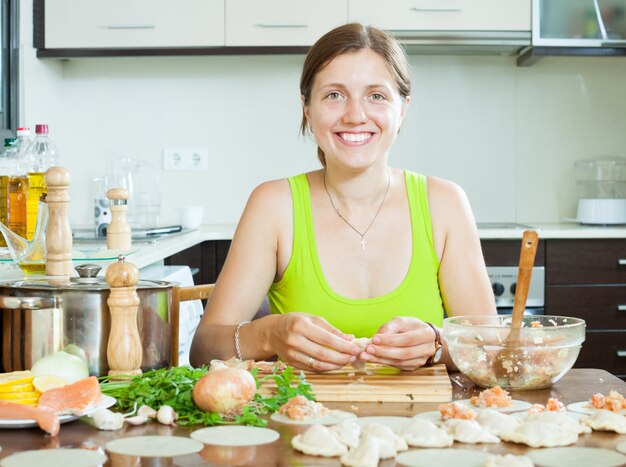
[443,315,586,390]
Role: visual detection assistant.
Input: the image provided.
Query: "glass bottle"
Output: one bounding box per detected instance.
[0,138,17,247]
[7,128,29,239]
[25,124,58,241]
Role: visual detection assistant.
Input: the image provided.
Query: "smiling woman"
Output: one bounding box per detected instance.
[190,23,496,373]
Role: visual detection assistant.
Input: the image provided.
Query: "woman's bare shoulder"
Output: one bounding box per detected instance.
[245,177,292,218]
[426,175,470,211]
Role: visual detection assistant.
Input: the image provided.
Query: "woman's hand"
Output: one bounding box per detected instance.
[267,313,360,372]
[359,317,437,371]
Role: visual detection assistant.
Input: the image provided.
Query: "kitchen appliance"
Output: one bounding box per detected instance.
[0,262,209,375]
[575,157,626,225]
[487,266,545,315]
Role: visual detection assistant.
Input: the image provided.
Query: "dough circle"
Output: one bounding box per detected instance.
[616,441,626,455]
[105,435,203,458]
[270,409,356,425]
[190,426,279,446]
[0,448,107,467]
[395,448,488,467]
[455,398,532,413]
[527,447,626,467]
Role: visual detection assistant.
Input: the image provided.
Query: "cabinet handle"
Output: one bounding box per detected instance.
[411,7,462,12]
[618,259,626,266]
[618,305,626,311]
[106,24,156,30]
[257,23,308,29]
[617,350,626,358]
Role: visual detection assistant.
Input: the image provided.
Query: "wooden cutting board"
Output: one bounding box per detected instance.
[261,363,452,402]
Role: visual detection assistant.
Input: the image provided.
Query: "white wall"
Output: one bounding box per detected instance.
[19,2,626,227]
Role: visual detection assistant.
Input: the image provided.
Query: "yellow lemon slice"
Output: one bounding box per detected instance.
[0,371,34,388]
[33,375,69,393]
[0,391,40,401]
[0,382,34,393]
[6,398,39,406]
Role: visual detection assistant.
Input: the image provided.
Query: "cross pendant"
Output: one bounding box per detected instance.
[360,237,367,250]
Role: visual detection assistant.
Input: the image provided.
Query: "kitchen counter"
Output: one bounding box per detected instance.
[478,222,626,240]
[0,369,624,465]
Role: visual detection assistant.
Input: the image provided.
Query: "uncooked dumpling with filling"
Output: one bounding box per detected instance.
[499,421,578,447]
[443,419,500,444]
[291,424,348,457]
[351,337,371,371]
[526,410,591,434]
[361,422,408,452]
[476,409,521,436]
[329,420,361,449]
[580,410,626,434]
[401,417,454,447]
[340,434,393,467]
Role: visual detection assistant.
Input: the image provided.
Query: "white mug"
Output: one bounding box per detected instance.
[179,206,204,230]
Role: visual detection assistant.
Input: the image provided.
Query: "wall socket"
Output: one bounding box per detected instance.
[163,148,209,171]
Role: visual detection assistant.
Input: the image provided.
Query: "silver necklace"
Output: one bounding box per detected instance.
[323,169,391,250]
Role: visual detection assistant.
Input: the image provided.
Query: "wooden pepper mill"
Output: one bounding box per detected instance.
[106,188,131,251]
[44,166,73,276]
[105,255,142,377]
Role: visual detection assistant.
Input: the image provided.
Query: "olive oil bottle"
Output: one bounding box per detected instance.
[0,138,17,247]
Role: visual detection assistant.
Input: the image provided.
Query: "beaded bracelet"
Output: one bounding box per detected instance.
[234,320,251,360]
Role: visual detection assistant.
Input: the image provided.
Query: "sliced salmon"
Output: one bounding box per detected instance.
[0,400,60,436]
[37,376,102,416]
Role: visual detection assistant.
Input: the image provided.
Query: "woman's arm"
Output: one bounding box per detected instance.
[189,179,359,370]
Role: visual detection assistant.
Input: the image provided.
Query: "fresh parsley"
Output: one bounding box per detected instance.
[99,364,315,427]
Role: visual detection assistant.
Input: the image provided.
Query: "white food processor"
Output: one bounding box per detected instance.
[574,157,626,225]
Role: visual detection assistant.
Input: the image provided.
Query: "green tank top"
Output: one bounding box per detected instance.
[268,170,444,337]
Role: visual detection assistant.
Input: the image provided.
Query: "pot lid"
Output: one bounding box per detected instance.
[0,262,173,291]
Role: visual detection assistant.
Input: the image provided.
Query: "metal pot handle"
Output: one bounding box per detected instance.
[0,296,61,310]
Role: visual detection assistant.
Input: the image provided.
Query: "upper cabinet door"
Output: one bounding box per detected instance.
[44,0,225,48]
[348,0,530,32]
[226,0,348,46]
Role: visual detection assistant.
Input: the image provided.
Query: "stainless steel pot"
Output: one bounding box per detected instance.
[0,263,212,375]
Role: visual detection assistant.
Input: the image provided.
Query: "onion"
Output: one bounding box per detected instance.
[192,367,256,417]
[31,350,90,383]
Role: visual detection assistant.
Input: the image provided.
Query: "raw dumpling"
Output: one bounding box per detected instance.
[485,453,534,467]
[401,417,453,447]
[330,420,361,449]
[361,422,408,452]
[291,424,348,457]
[351,337,371,371]
[580,410,626,434]
[476,409,521,436]
[526,410,591,434]
[499,421,578,447]
[340,434,390,467]
[443,419,500,444]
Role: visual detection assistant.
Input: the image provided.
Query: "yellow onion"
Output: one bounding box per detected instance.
[192,367,256,417]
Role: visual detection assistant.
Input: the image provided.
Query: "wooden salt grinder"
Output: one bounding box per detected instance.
[106,188,131,251]
[44,166,73,276]
[105,255,142,377]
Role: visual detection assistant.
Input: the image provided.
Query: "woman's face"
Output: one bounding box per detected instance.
[304,48,409,171]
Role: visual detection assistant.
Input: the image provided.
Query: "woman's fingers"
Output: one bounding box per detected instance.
[372,318,435,348]
[363,340,434,362]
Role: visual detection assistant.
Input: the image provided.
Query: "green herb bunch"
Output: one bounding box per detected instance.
[99,365,314,427]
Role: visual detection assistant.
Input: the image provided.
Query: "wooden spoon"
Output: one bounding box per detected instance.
[492,230,539,385]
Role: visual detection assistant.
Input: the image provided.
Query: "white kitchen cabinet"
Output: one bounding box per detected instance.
[44,0,225,49]
[348,0,530,32]
[225,0,348,46]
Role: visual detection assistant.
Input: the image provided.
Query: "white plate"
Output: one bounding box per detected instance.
[527,447,626,467]
[0,395,116,429]
[354,416,412,433]
[455,398,532,413]
[396,448,488,467]
[413,411,443,424]
[566,401,626,416]
[511,410,586,421]
[270,409,356,425]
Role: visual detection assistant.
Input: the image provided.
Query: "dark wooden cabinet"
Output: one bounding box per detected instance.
[164,240,231,286]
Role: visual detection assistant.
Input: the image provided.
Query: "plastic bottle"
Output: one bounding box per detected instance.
[8,128,29,239]
[0,138,17,247]
[25,124,58,241]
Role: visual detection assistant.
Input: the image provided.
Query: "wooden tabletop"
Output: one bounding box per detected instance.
[0,369,624,465]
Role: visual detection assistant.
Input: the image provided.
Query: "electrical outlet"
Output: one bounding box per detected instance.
[163,148,209,171]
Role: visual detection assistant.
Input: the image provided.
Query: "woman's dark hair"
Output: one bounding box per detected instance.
[300,23,411,166]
